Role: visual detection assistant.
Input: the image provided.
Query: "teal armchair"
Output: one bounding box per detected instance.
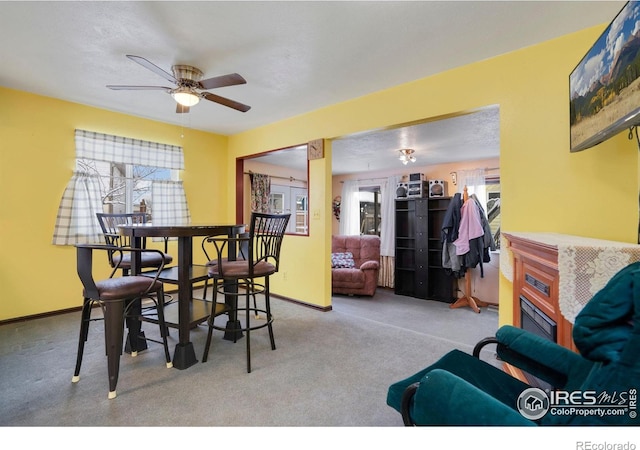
[387,262,640,426]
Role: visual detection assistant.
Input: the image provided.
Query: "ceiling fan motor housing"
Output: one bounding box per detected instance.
[172,65,203,84]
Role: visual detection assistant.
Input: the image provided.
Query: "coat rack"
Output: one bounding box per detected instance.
[450,186,489,313]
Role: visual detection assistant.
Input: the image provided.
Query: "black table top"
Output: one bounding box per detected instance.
[118,223,245,238]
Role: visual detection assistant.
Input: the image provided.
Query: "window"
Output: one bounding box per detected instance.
[359,187,381,236]
[52,130,189,245]
[294,191,308,234]
[485,177,501,249]
[268,191,285,214]
[76,159,174,218]
[268,184,308,234]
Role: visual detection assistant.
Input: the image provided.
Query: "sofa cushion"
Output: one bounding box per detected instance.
[331,252,356,268]
[332,267,365,287]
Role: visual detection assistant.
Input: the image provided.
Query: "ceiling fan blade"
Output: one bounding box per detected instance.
[107,85,172,91]
[202,92,251,112]
[176,103,190,114]
[199,73,247,90]
[126,55,177,84]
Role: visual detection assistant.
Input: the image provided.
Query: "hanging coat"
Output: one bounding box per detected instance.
[441,193,464,276]
[441,193,462,244]
[453,198,484,256]
[470,194,496,263]
[453,196,487,276]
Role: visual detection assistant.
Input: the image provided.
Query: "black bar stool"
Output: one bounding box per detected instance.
[201,213,290,373]
[72,244,172,399]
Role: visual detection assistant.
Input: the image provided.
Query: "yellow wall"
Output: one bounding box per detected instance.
[0,88,229,320]
[228,24,639,324]
[2,24,639,323]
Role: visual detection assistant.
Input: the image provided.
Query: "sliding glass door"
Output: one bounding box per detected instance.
[269,184,308,234]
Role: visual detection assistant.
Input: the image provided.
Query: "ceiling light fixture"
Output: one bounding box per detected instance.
[398,148,416,165]
[171,87,200,107]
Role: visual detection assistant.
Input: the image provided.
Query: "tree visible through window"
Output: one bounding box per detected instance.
[77,159,172,219]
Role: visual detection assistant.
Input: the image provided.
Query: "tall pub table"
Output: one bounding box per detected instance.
[118,223,245,370]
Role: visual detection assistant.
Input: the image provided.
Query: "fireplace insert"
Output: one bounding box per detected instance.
[519,295,557,389]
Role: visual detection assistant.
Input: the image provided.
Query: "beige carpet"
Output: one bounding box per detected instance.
[0,288,499,427]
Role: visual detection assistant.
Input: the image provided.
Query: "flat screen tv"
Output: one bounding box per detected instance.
[570,1,640,152]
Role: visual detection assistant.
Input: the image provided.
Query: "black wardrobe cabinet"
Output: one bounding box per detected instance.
[394,197,455,302]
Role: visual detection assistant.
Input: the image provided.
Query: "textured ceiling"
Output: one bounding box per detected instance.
[0,1,625,173]
[250,105,499,175]
[331,106,501,175]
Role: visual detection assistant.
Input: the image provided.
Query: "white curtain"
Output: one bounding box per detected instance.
[457,169,486,209]
[380,175,400,256]
[339,180,360,235]
[378,175,400,288]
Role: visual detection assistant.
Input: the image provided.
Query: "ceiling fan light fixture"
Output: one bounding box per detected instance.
[109,56,250,113]
[171,88,200,107]
[398,148,416,165]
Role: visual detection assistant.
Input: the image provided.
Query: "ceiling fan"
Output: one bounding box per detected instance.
[107,55,251,113]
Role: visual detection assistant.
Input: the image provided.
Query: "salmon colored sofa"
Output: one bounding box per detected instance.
[331,235,380,296]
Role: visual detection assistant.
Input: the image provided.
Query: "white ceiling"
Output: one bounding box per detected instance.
[330,105,501,175]
[0,1,625,174]
[251,105,501,175]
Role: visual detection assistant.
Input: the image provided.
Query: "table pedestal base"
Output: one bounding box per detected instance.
[172,342,198,370]
[223,320,245,341]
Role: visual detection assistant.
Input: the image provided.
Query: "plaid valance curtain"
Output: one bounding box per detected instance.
[52,130,189,245]
[75,129,184,169]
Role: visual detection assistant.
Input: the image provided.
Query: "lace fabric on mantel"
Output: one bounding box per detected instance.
[500,233,640,324]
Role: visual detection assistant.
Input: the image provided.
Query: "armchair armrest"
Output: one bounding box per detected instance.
[403,369,535,426]
[494,325,593,389]
[359,260,379,270]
